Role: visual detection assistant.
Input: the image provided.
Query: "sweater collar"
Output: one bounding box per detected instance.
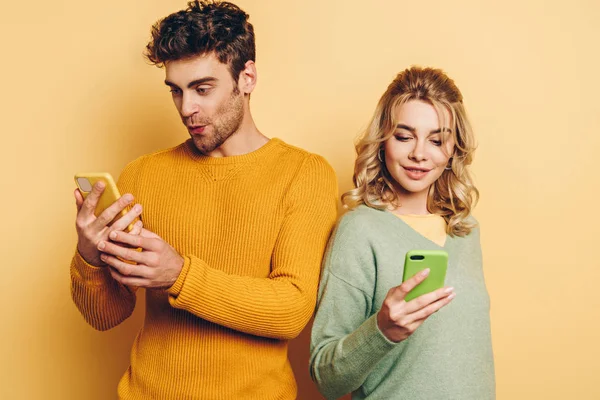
[183,137,282,165]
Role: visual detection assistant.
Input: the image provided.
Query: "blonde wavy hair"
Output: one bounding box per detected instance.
[342,66,479,236]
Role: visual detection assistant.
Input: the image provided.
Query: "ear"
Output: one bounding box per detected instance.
[237,60,257,95]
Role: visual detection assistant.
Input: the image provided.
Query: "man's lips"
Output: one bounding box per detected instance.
[188,125,206,135]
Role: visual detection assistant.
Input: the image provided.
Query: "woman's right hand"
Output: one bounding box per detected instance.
[377,269,455,343]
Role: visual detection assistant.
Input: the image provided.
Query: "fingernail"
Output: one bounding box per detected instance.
[109,231,117,240]
[133,204,142,213]
[97,242,105,250]
[420,268,430,277]
[96,181,105,189]
[100,254,106,260]
[445,287,454,293]
[448,293,456,300]
[124,194,133,203]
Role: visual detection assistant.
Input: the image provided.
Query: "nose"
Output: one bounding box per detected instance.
[409,139,427,162]
[180,92,199,118]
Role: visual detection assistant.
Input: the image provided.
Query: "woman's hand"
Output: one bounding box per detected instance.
[377,269,455,343]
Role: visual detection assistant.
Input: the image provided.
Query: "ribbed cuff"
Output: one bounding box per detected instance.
[166,255,192,297]
[342,313,397,364]
[71,250,111,284]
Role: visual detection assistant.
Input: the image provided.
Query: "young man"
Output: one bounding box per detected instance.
[70,2,338,399]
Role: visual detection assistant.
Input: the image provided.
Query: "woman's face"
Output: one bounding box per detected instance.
[383,100,455,198]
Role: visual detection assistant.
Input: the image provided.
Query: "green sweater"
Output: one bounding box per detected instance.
[310,205,495,400]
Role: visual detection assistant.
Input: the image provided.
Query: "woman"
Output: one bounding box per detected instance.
[310,66,495,399]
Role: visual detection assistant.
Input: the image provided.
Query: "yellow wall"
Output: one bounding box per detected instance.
[1,0,599,399]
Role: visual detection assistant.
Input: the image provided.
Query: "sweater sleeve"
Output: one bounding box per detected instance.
[69,159,143,331]
[309,214,398,399]
[166,155,339,340]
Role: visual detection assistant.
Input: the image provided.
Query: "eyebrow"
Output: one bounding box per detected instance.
[396,124,451,134]
[164,77,218,89]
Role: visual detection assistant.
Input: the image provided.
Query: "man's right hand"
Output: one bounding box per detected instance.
[74,181,143,267]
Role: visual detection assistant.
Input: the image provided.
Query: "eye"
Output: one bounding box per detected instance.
[169,88,182,96]
[195,86,211,95]
[431,140,442,146]
[394,134,411,142]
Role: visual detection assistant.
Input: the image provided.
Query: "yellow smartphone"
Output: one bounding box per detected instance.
[74,172,138,232]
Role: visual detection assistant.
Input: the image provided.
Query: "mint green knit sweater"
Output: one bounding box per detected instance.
[310,205,495,399]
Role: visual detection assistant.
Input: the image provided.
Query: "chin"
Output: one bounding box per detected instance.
[394,177,433,195]
[402,184,430,194]
[192,136,220,154]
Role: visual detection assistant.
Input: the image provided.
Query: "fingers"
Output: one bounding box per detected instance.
[403,286,455,314]
[107,265,149,287]
[390,268,431,301]
[139,227,161,239]
[129,220,143,236]
[98,240,147,264]
[403,291,456,325]
[89,193,134,232]
[74,189,84,212]
[109,203,142,233]
[101,253,152,281]
[107,230,160,252]
[115,221,143,251]
[78,181,106,219]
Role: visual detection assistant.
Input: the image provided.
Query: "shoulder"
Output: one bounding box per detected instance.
[324,206,383,283]
[120,143,186,177]
[339,204,388,228]
[451,215,482,252]
[275,139,335,177]
[273,140,337,195]
[331,205,387,244]
[464,215,481,238]
[465,214,479,226]
[273,138,316,159]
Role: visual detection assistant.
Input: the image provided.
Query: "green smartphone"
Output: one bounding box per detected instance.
[402,250,448,302]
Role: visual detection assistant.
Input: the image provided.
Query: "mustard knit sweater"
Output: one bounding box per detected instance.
[70,138,338,399]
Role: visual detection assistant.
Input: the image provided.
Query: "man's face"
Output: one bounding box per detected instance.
[165,53,245,155]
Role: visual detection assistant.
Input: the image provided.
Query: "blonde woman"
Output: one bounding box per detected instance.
[310,67,495,399]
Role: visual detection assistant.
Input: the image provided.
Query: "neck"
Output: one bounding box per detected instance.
[208,104,268,158]
[389,186,431,215]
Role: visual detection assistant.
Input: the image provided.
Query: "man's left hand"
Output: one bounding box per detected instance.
[98,227,184,289]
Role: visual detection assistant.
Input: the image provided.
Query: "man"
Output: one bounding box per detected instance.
[70,1,338,399]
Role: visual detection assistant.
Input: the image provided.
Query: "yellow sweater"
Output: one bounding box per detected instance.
[70,138,338,399]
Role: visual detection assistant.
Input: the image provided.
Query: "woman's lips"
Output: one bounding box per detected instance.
[403,166,431,180]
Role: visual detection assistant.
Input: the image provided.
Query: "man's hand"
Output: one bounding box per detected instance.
[74,181,143,266]
[97,228,185,289]
[376,269,455,343]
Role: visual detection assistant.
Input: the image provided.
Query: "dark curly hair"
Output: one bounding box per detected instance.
[145,1,255,83]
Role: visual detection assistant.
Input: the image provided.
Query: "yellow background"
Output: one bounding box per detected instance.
[1,0,599,399]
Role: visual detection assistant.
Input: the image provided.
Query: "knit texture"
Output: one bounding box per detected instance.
[310,205,495,400]
[70,138,338,399]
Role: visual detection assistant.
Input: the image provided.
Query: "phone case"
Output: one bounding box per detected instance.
[402,250,448,302]
[74,172,136,232]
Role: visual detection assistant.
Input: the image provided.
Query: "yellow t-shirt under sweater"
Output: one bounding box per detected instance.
[70,138,339,400]
[395,213,448,247]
